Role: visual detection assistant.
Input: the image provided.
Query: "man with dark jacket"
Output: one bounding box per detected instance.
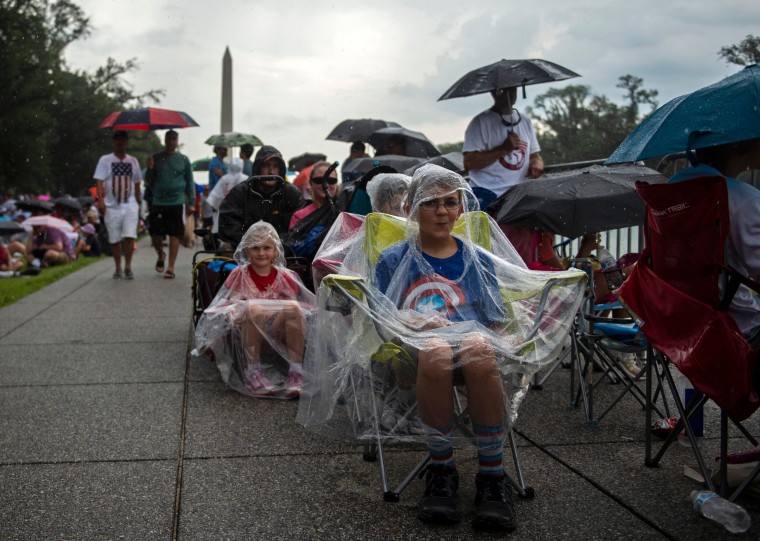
[218,145,305,247]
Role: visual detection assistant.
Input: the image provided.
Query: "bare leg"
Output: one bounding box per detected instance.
[111,241,122,270]
[166,235,180,274]
[460,334,503,426]
[241,304,267,365]
[416,338,455,428]
[272,302,305,364]
[123,237,135,270]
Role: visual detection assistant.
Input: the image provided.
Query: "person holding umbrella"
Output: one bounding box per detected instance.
[145,130,196,279]
[463,86,544,208]
[93,130,143,279]
[208,145,228,191]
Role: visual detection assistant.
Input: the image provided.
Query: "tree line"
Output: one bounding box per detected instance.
[0,0,163,196]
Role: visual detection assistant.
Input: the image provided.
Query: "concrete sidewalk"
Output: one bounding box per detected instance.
[1,236,759,540]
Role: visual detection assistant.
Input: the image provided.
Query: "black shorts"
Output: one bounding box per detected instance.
[149,205,185,237]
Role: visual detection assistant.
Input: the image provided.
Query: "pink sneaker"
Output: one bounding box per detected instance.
[284,371,303,399]
[245,365,277,396]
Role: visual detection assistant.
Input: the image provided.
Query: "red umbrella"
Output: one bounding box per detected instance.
[292,164,315,188]
[99,107,199,130]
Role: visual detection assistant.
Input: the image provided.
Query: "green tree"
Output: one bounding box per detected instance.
[718,34,760,66]
[0,0,162,195]
[527,75,658,164]
[438,141,463,154]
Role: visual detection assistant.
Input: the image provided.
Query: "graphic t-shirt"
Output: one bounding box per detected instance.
[93,153,142,207]
[375,238,505,326]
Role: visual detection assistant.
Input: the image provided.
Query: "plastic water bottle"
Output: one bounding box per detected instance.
[596,245,616,270]
[690,490,751,533]
[676,373,704,448]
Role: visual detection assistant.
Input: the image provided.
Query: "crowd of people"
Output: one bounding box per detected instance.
[5,80,760,535]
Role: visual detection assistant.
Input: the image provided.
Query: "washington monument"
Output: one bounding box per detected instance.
[221,47,232,132]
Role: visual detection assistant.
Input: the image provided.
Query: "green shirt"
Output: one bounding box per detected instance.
[145,151,194,206]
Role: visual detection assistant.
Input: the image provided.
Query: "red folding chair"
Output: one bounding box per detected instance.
[618,175,760,500]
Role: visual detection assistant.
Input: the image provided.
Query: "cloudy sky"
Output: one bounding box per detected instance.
[65,0,758,167]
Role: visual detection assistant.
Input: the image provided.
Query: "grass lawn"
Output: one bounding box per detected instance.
[0,255,106,308]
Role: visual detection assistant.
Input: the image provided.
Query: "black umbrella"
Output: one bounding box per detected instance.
[326,119,402,142]
[342,156,425,175]
[15,200,54,214]
[438,59,580,101]
[78,196,95,207]
[0,220,25,236]
[289,152,327,172]
[403,152,465,176]
[53,195,82,211]
[367,127,441,159]
[490,164,666,238]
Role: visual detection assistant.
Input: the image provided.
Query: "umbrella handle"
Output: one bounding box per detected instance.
[320,161,340,206]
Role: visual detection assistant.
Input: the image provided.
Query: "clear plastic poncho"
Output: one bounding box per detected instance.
[193,221,317,398]
[366,173,410,217]
[310,174,411,288]
[297,164,585,442]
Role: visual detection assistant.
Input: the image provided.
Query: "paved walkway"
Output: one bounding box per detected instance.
[1,237,758,540]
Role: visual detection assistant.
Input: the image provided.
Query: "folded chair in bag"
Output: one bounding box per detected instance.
[296,210,585,502]
[568,258,670,426]
[618,175,760,500]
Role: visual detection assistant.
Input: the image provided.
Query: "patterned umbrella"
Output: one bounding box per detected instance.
[99,107,199,130]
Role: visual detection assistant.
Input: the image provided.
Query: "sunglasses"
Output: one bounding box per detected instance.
[311,177,338,185]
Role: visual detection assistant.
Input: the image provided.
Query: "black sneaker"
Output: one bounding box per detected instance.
[472,473,517,532]
[417,465,460,524]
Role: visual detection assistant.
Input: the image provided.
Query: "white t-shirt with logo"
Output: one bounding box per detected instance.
[463,108,540,196]
[93,153,143,207]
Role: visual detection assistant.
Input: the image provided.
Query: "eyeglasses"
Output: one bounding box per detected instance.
[311,177,338,185]
[419,199,461,211]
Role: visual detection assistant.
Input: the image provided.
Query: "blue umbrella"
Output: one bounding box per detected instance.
[606,65,760,164]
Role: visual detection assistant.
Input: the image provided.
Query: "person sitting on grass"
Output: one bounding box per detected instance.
[194,221,316,399]
[75,224,102,258]
[24,224,74,268]
[0,243,24,274]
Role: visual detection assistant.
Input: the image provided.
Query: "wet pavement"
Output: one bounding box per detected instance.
[1,236,758,540]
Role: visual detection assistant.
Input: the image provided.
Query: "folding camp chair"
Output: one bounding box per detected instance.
[568,258,670,426]
[618,175,760,501]
[305,211,585,502]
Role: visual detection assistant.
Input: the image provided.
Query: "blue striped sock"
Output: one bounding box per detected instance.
[473,422,504,476]
[424,422,455,469]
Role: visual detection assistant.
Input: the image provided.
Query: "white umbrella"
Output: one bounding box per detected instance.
[22,215,74,233]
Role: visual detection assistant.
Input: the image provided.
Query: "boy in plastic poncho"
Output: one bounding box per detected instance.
[374,164,516,532]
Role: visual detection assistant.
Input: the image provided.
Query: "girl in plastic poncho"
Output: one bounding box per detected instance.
[373,164,520,530]
[195,221,316,398]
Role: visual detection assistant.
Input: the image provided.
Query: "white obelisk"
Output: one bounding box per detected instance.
[221,47,233,133]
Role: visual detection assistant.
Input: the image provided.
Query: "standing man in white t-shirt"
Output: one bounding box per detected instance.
[463,86,544,208]
[464,86,556,266]
[94,130,143,279]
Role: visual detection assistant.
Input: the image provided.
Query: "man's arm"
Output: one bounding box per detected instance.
[217,185,246,246]
[133,157,143,207]
[184,157,195,214]
[463,132,522,171]
[95,179,106,213]
[528,152,544,179]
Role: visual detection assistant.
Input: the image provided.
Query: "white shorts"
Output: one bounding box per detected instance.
[104,203,139,244]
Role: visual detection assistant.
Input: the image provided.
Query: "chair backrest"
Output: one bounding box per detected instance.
[363,210,494,268]
[635,175,729,307]
[619,176,759,421]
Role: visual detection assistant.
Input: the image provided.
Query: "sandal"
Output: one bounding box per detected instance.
[164,270,175,279]
[155,251,165,273]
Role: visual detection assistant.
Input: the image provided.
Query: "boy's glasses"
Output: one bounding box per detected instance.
[419,199,461,211]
